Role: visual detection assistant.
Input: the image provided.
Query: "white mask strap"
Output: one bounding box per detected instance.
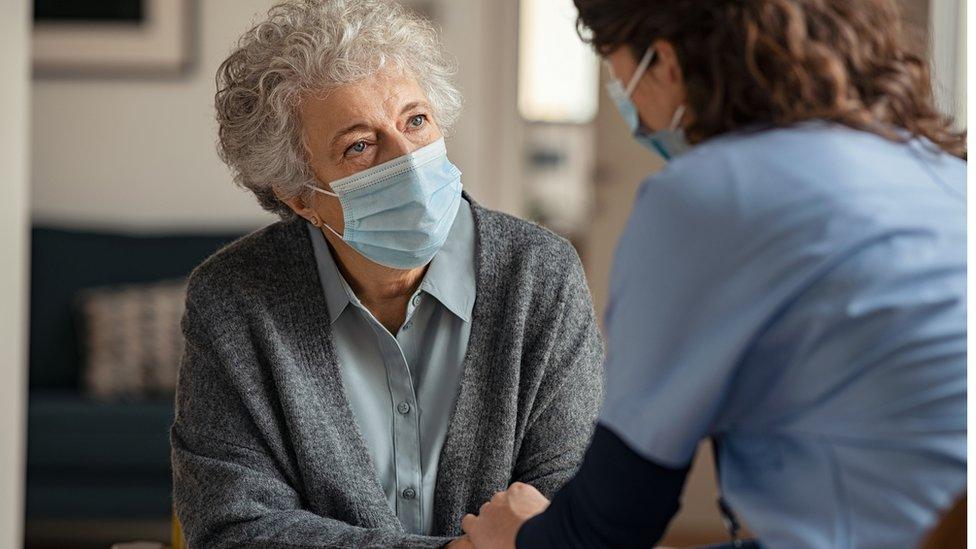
[304,182,338,198]
[625,46,656,97]
[670,104,687,131]
[318,219,344,240]
[303,182,343,238]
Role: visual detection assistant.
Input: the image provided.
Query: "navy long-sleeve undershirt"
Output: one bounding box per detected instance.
[516,424,690,548]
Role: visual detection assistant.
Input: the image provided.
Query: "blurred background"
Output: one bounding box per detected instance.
[0,0,966,547]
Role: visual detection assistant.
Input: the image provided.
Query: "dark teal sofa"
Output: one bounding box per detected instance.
[26,226,241,519]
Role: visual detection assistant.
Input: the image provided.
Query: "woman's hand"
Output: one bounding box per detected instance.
[461,482,550,549]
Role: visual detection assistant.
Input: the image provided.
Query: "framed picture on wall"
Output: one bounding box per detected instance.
[32,0,192,76]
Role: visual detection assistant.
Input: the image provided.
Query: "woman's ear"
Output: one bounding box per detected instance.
[279,189,318,224]
[651,39,683,86]
[649,39,688,111]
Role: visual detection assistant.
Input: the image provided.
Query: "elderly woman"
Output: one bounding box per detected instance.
[169,0,603,547]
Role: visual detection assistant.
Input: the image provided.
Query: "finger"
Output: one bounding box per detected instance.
[491,490,505,502]
[461,513,477,534]
[479,502,490,515]
[509,481,526,493]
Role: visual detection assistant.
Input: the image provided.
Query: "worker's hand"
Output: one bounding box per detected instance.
[461,482,550,549]
[445,535,475,549]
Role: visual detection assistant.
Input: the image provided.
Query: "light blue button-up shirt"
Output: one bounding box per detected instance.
[600,124,966,547]
[307,198,476,535]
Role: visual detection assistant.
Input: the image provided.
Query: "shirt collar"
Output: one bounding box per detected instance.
[305,197,476,324]
[419,198,476,323]
[306,222,356,324]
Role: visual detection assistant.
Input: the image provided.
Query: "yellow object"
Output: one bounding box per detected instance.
[172,510,186,549]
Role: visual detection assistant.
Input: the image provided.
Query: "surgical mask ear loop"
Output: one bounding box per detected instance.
[625,46,656,97]
[629,47,684,133]
[304,183,345,240]
[670,104,687,131]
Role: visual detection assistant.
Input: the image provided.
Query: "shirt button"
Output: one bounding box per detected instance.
[411,294,422,307]
[402,488,417,500]
[397,402,411,414]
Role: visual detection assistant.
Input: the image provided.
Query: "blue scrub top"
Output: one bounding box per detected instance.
[599,123,966,548]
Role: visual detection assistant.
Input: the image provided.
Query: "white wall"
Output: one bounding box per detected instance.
[439,0,524,217]
[30,0,516,232]
[929,0,967,128]
[32,0,281,231]
[0,0,31,546]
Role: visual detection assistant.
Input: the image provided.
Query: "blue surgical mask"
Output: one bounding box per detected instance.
[304,137,462,270]
[605,47,689,161]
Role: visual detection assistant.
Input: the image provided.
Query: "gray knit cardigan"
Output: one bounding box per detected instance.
[170,197,605,548]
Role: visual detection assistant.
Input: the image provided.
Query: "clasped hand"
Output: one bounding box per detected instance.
[447,482,550,549]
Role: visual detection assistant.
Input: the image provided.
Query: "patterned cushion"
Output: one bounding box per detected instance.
[76,279,187,400]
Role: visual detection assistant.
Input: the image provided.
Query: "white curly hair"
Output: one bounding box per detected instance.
[215,0,462,219]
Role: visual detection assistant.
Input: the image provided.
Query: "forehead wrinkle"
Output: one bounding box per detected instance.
[300,70,430,148]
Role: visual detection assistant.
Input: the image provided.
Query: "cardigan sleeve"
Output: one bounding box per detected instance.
[510,244,605,497]
[171,294,454,549]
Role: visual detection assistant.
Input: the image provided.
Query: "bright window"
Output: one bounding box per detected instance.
[517,0,599,124]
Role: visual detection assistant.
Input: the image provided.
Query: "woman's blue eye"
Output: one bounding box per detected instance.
[410,115,426,127]
[347,141,367,155]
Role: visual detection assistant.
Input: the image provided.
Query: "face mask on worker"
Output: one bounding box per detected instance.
[304,137,462,270]
[605,46,689,161]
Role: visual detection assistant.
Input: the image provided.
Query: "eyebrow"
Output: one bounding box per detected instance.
[399,100,430,115]
[328,102,433,148]
[330,123,372,148]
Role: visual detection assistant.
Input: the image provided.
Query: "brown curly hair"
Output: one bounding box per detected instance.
[574,0,966,157]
